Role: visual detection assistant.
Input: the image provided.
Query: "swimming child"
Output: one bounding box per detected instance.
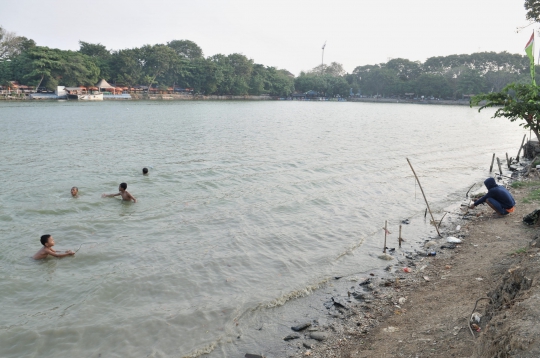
[71,187,79,197]
[33,235,75,259]
[102,182,137,202]
[142,167,148,175]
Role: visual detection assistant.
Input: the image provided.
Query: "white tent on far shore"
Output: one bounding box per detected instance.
[95,79,114,90]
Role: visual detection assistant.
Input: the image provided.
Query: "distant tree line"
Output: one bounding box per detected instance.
[0,27,295,96]
[297,53,539,99]
[0,24,536,99]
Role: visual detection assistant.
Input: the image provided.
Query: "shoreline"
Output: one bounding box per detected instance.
[0,94,472,106]
[257,167,540,358]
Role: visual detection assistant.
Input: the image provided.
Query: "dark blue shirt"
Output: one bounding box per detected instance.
[474,177,515,209]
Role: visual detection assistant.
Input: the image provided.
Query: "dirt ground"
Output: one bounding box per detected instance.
[287,179,540,358]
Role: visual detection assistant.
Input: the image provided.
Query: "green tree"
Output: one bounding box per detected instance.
[79,41,112,79]
[360,67,399,96]
[0,26,35,61]
[12,47,99,89]
[456,68,487,95]
[413,73,452,98]
[471,83,540,141]
[386,58,422,81]
[209,54,233,94]
[166,40,203,60]
[267,68,294,96]
[183,58,223,94]
[228,53,253,95]
[484,70,520,92]
[59,51,100,86]
[249,63,266,95]
[140,44,179,89]
[110,48,144,87]
[325,75,350,97]
[11,46,63,89]
[78,41,110,58]
[310,62,346,76]
[525,0,540,22]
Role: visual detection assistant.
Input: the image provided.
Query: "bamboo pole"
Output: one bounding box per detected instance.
[406,158,441,237]
[383,220,387,253]
[437,212,448,229]
[489,153,495,172]
[497,157,503,175]
[506,153,511,169]
[517,134,526,162]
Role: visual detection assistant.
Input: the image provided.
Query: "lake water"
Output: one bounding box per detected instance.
[0,100,526,357]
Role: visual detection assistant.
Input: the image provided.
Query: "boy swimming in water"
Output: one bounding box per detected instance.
[102,182,137,202]
[33,235,75,259]
[142,167,148,175]
[71,187,79,197]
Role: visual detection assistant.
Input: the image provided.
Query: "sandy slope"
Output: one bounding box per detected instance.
[286,180,540,358]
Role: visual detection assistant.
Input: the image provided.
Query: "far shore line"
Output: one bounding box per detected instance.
[0,93,474,106]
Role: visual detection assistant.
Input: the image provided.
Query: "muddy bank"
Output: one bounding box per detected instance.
[266,177,540,358]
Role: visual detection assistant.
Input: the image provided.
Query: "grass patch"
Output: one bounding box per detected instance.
[511,247,528,255]
[511,181,540,189]
[523,188,540,203]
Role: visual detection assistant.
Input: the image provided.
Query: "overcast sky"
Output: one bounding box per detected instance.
[0,0,534,75]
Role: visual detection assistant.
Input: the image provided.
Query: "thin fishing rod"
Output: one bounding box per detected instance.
[74,242,99,253]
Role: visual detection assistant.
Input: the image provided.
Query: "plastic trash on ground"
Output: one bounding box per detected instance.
[447,236,462,243]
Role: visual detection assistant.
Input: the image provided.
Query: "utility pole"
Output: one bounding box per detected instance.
[321,41,326,75]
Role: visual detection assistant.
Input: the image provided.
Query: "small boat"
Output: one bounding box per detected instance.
[65,87,104,101]
[77,93,103,101]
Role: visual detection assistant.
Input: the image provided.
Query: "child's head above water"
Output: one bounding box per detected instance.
[142,168,148,175]
[119,182,127,191]
[40,234,53,247]
[71,187,78,196]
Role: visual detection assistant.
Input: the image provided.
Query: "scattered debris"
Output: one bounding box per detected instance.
[291,323,311,332]
[378,253,394,260]
[245,354,265,358]
[284,334,300,341]
[359,278,371,286]
[331,297,349,310]
[309,332,328,341]
[471,312,482,323]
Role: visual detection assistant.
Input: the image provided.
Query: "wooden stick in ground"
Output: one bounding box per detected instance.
[383,220,387,253]
[497,157,503,175]
[506,153,511,169]
[465,183,476,198]
[517,134,526,162]
[406,158,441,237]
[437,212,448,230]
[398,225,403,248]
[489,153,495,172]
